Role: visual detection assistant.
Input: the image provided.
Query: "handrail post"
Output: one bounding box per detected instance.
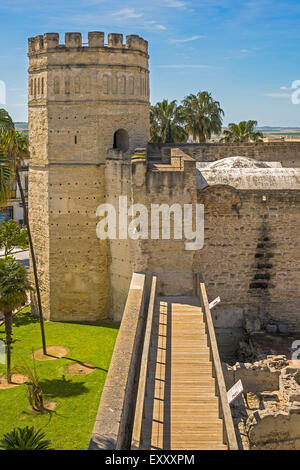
[198,274,239,450]
[131,274,157,450]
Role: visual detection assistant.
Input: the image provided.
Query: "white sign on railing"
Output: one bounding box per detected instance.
[209,296,221,310]
[227,379,244,404]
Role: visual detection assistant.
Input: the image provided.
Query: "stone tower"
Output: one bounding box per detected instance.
[28,32,150,321]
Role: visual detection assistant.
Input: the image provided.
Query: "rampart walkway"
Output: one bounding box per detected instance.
[90,273,238,451]
[138,296,227,450]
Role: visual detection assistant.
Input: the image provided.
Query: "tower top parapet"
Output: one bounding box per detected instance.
[28,32,148,56]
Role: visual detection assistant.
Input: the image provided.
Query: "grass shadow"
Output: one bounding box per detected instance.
[37,353,108,373]
[13,312,40,328]
[0,331,20,346]
[60,319,120,330]
[64,356,108,373]
[39,377,89,399]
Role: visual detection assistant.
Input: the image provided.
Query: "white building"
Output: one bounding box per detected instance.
[0,167,28,224]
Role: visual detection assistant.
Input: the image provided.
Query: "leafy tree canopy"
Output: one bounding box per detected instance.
[0,219,28,256]
[150,99,187,144]
[0,109,14,133]
[150,92,224,144]
[221,120,263,143]
[0,256,30,314]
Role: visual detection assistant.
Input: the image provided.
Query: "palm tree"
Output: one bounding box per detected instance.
[181,91,224,143]
[0,147,12,205]
[221,120,263,143]
[0,426,52,450]
[0,257,31,381]
[150,99,188,143]
[0,109,14,133]
[0,116,47,354]
[14,359,45,412]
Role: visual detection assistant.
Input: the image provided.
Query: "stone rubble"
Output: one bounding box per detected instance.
[223,355,300,449]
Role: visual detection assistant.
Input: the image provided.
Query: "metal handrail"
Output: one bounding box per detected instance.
[198,274,239,450]
[131,274,157,449]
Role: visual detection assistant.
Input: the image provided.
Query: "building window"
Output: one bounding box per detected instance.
[113,129,129,151]
[0,206,13,222]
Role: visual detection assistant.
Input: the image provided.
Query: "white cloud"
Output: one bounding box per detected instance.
[170,35,206,43]
[240,49,250,53]
[146,21,167,30]
[162,0,186,7]
[111,8,143,19]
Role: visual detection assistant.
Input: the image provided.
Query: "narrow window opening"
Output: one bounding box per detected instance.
[75,135,78,144]
[113,129,129,151]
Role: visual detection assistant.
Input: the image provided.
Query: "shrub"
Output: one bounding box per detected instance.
[0,426,52,450]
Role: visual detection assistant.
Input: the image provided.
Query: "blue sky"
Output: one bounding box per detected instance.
[0,0,300,126]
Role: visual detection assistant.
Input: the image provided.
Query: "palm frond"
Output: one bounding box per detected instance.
[0,426,52,450]
[221,120,263,143]
[0,148,13,205]
[181,91,224,142]
[150,99,188,143]
[0,109,14,133]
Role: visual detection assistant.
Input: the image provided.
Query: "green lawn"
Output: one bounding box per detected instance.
[0,307,119,450]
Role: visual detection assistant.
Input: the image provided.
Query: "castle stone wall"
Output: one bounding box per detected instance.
[108,156,300,328]
[148,142,300,167]
[28,32,150,321]
[28,31,300,331]
[105,154,134,321]
[100,153,300,328]
[195,188,300,329]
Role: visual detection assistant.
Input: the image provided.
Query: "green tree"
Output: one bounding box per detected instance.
[0,117,47,354]
[150,99,188,143]
[221,120,263,143]
[0,147,12,205]
[0,257,31,380]
[0,219,28,256]
[0,426,52,450]
[181,91,224,143]
[0,109,14,133]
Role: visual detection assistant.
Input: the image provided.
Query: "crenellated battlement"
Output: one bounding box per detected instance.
[28,32,148,55]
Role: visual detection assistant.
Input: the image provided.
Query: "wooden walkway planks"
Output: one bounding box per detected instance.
[140,297,227,450]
